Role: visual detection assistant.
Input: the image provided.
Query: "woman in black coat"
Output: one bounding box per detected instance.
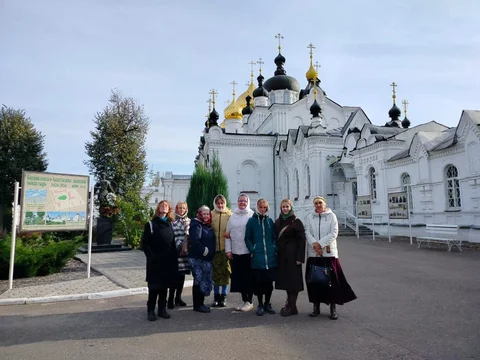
[141,200,178,321]
[188,205,216,313]
[274,198,306,316]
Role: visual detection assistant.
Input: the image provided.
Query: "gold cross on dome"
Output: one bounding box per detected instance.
[307,43,315,58]
[257,57,264,74]
[209,89,218,107]
[275,33,284,51]
[207,98,212,112]
[390,82,397,103]
[230,80,238,96]
[402,99,409,116]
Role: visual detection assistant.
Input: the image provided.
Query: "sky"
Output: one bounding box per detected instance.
[1,0,479,181]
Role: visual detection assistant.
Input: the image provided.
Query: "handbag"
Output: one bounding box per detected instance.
[306,261,332,288]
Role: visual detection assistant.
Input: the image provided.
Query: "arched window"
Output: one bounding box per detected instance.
[283,91,290,104]
[445,165,461,209]
[305,166,311,198]
[294,169,300,200]
[369,167,377,200]
[401,173,413,209]
[154,197,158,204]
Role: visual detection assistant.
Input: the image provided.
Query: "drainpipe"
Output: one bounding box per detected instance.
[273,133,279,219]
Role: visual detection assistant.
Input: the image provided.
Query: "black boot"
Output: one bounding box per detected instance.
[158,298,171,319]
[330,303,338,320]
[175,275,187,306]
[193,286,210,313]
[211,294,220,307]
[309,303,320,317]
[167,289,175,309]
[147,309,157,321]
[218,294,227,307]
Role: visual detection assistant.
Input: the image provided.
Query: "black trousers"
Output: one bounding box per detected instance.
[168,273,186,300]
[147,288,168,310]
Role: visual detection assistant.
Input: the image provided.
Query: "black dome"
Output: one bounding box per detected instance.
[242,95,253,115]
[388,104,401,120]
[402,116,411,128]
[310,99,321,118]
[208,108,219,126]
[263,75,300,92]
[253,73,269,98]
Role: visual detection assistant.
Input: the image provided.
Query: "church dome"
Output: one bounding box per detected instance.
[306,63,317,81]
[236,81,255,109]
[223,98,243,120]
[242,95,253,115]
[253,74,269,98]
[402,116,411,128]
[263,75,300,92]
[263,51,300,92]
[388,104,401,120]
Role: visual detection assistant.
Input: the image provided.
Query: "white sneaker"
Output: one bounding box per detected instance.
[235,302,246,311]
[240,301,254,312]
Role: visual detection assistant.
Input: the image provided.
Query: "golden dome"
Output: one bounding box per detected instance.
[306,63,317,81]
[236,81,255,110]
[223,98,243,120]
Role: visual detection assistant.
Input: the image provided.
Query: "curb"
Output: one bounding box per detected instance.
[0,280,194,306]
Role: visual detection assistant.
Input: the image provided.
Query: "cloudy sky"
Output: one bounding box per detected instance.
[1,0,479,179]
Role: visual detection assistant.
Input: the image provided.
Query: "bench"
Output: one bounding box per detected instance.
[416,224,462,252]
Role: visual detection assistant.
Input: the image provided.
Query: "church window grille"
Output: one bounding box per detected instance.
[401,173,413,209]
[369,167,377,200]
[445,165,461,209]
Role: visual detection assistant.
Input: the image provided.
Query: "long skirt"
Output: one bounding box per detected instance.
[251,268,277,295]
[189,258,213,296]
[230,254,252,293]
[305,257,357,305]
[212,251,231,286]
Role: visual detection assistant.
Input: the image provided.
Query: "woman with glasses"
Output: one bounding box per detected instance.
[225,193,254,312]
[304,196,357,320]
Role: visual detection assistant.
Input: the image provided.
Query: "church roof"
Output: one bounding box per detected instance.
[464,110,480,125]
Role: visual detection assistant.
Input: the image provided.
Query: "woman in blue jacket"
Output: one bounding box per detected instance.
[188,205,216,313]
[245,198,278,316]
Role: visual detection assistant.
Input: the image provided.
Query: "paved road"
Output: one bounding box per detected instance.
[1,238,479,360]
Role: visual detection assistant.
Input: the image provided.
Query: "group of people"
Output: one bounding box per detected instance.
[140,194,357,322]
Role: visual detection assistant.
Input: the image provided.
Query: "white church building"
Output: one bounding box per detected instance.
[141,171,191,210]
[195,40,480,235]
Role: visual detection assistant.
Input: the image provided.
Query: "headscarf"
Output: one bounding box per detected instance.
[213,194,231,214]
[234,193,252,215]
[255,198,269,220]
[280,198,295,220]
[312,196,327,206]
[195,205,212,225]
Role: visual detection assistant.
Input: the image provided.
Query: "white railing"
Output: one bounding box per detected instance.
[333,208,359,238]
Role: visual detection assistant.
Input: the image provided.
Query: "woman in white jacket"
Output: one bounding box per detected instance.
[225,193,254,312]
[304,196,357,320]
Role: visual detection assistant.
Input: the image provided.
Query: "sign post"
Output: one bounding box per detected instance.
[8,182,20,290]
[388,191,410,244]
[357,195,373,240]
[87,186,94,278]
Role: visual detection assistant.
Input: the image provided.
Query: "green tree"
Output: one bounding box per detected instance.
[186,163,209,218]
[203,154,230,208]
[0,106,48,232]
[84,90,149,198]
[186,155,230,217]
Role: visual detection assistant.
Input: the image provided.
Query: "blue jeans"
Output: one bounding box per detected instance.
[214,285,228,295]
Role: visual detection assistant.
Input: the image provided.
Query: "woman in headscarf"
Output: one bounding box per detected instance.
[211,194,232,307]
[245,198,278,316]
[188,205,215,313]
[168,201,191,309]
[304,196,357,320]
[141,200,178,321]
[225,193,254,312]
[274,198,306,316]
